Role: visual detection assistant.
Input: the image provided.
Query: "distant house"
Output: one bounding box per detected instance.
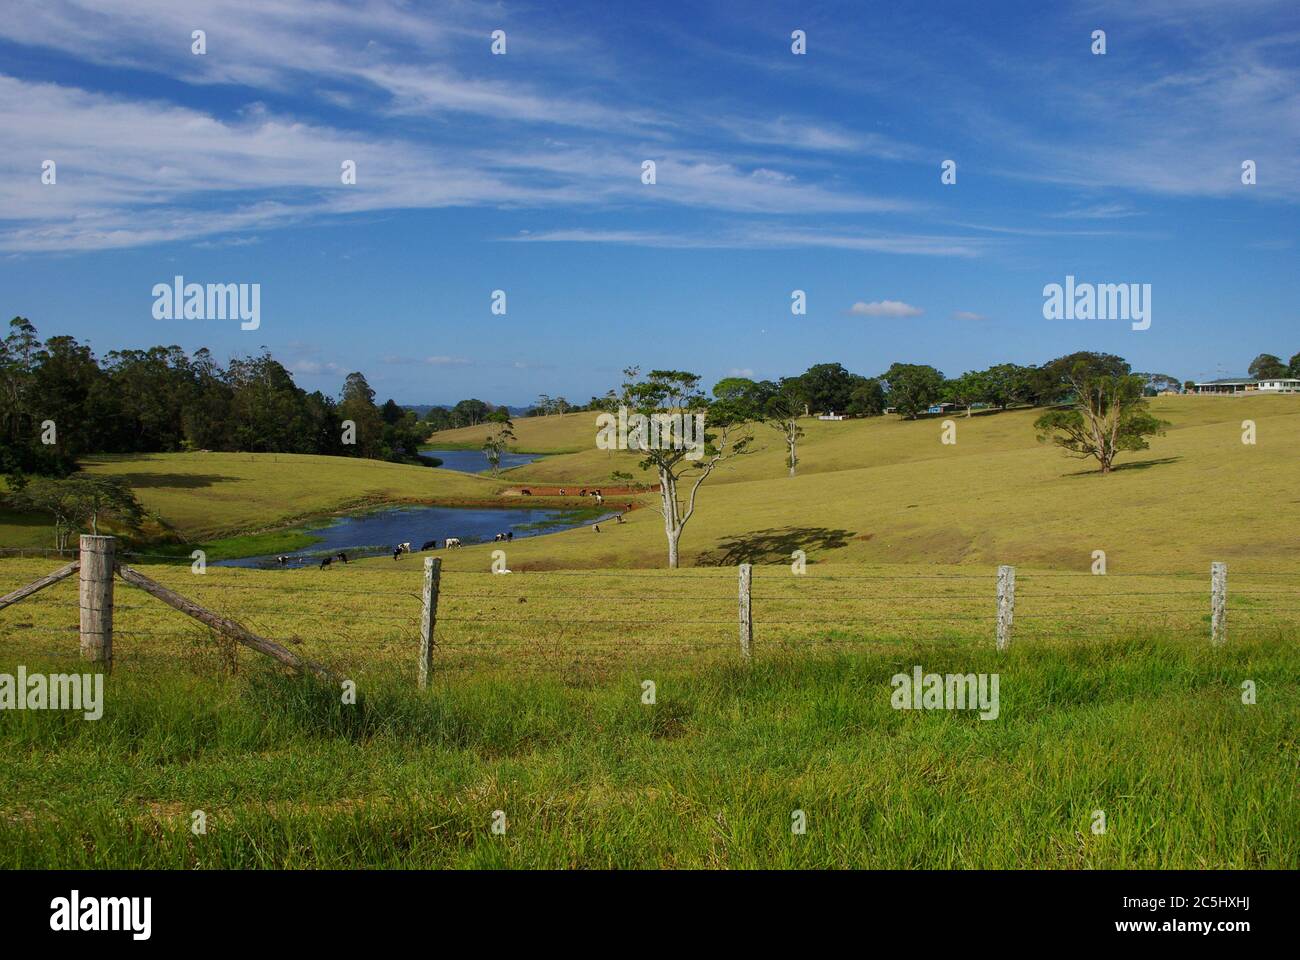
[818,412,846,421]
[1258,378,1300,393]
[926,402,957,414]
[1191,378,1257,395]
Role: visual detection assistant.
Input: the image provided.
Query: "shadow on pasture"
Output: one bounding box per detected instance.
[698,526,856,566]
[1063,456,1182,477]
[104,472,242,489]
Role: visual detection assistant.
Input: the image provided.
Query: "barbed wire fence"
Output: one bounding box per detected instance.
[4,538,1297,684]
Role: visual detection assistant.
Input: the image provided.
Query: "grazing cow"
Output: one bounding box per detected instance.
[392,547,402,560]
[594,494,603,505]
[398,541,411,553]
[320,556,332,569]
[420,539,438,551]
[521,489,532,496]
[593,524,600,533]
[559,488,566,496]
[506,531,513,541]
[615,514,625,524]
[276,555,289,565]
[337,552,349,563]
[445,537,462,549]
[580,488,587,496]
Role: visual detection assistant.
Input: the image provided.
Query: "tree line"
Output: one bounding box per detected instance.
[0,317,429,483]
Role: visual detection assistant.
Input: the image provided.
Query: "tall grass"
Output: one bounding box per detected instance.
[1,634,1294,868]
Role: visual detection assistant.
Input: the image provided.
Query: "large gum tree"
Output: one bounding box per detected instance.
[623,369,751,568]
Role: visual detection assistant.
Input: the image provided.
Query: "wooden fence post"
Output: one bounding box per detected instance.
[1210,561,1227,647]
[996,564,1015,651]
[419,556,442,689]
[738,562,753,661]
[79,535,114,667]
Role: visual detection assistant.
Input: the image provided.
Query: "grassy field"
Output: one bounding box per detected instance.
[0,556,1295,868]
[0,452,502,551]
[1,395,1297,868]
[7,395,1296,573]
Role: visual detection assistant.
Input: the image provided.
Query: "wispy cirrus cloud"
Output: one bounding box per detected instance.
[507,226,988,257]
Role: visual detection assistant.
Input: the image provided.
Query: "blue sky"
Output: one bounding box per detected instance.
[1,0,1297,405]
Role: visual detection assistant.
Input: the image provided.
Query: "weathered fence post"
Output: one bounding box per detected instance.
[996,564,1015,651]
[79,534,114,667]
[738,563,753,661]
[1210,561,1227,647]
[419,556,442,688]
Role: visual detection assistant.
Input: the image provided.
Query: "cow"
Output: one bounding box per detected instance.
[615,514,625,524]
[276,555,289,565]
[337,552,349,563]
[559,489,566,496]
[592,524,600,533]
[420,539,438,551]
[398,542,411,553]
[594,493,604,505]
[319,556,332,569]
[445,537,462,549]
[580,488,587,496]
[392,547,402,560]
[521,489,532,496]
[506,531,513,541]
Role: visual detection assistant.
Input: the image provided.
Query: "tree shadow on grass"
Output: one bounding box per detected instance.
[1063,456,1182,478]
[104,473,242,489]
[698,526,856,566]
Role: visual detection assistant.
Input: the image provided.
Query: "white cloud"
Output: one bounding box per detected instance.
[952,310,986,321]
[508,226,987,257]
[728,367,755,377]
[848,300,924,318]
[288,359,343,375]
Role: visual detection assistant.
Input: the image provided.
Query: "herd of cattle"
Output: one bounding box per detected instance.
[270,492,635,568]
[273,533,512,569]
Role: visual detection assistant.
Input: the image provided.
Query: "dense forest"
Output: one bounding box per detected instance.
[0,317,430,480]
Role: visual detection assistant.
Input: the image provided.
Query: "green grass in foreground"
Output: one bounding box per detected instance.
[0,634,1294,868]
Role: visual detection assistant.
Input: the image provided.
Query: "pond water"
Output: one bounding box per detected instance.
[216,504,607,569]
[419,448,543,473]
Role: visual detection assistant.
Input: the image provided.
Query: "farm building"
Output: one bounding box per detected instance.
[1257,378,1300,393]
[1191,378,1300,394]
[1191,378,1256,395]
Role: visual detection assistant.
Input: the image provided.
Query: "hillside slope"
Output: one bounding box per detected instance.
[419,396,1300,572]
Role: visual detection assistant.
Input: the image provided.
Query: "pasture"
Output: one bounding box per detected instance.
[1,394,1297,868]
[0,556,1296,869]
